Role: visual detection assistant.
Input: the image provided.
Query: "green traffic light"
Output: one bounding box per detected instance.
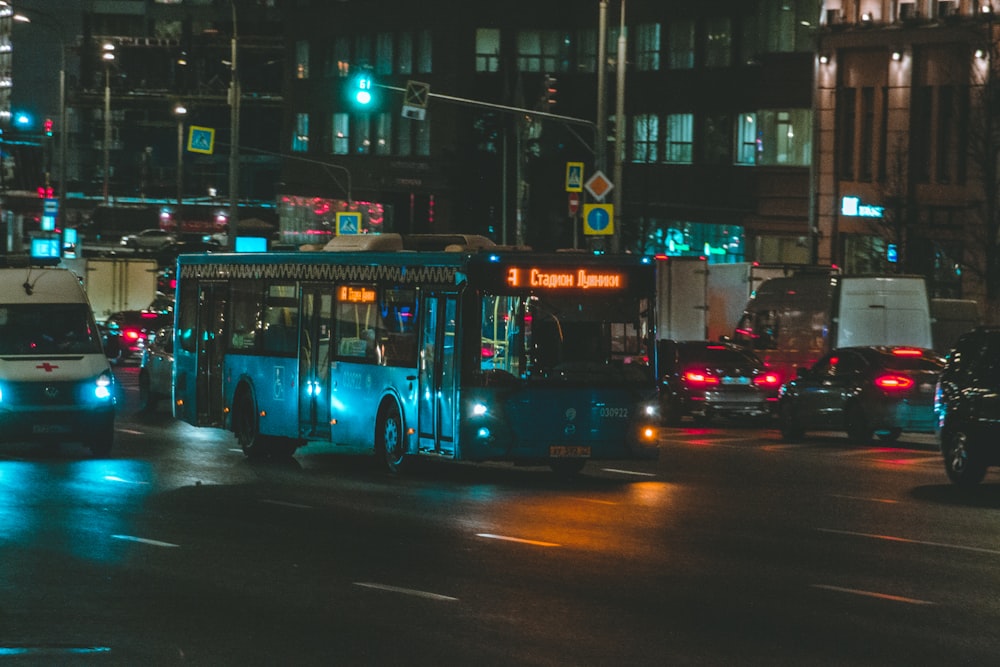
[353,72,374,106]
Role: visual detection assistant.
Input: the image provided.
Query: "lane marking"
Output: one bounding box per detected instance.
[0,647,112,657]
[476,533,561,548]
[259,499,313,510]
[570,496,619,505]
[828,494,899,505]
[110,534,180,548]
[117,428,144,435]
[353,582,458,601]
[600,468,656,477]
[811,584,934,605]
[816,528,1000,556]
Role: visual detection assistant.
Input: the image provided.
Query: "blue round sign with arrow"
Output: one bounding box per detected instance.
[582,203,614,236]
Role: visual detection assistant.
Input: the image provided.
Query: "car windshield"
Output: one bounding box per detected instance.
[677,344,761,366]
[0,303,103,355]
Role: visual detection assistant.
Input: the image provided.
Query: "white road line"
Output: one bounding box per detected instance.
[117,428,144,435]
[828,494,899,504]
[353,582,458,602]
[811,584,934,605]
[570,496,619,505]
[476,533,561,548]
[0,647,112,657]
[816,528,1000,556]
[259,499,313,510]
[110,534,180,548]
[600,468,656,477]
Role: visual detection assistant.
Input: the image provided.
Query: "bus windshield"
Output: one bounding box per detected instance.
[480,292,652,385]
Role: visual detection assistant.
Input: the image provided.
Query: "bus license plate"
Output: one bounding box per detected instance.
[550,445,591,458]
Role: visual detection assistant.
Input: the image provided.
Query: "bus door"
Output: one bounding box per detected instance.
[195,281,228,426]
[418,293,458,457]
[299,286,334,438]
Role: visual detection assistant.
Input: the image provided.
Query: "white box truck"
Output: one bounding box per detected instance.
[62,256,159,321]
[0,266,117,455]
[732,273,934,383]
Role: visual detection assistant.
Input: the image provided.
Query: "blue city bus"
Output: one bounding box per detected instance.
[172,234,660,473]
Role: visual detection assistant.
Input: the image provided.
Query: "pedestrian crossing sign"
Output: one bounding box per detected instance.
[188,126,215,154]
[336,211,362,235]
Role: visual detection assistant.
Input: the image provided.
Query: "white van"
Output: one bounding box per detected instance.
[733,273,934,383]
[0,267,117,455]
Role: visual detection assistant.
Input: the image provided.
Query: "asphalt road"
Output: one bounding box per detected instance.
[1,367,998,665]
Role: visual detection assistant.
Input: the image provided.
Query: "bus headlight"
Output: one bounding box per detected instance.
[471,402,488,417]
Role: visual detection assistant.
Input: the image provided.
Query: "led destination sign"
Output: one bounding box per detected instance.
[339,285,377,303]
[505,267,626,290]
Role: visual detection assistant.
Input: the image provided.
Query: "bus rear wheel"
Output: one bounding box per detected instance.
[377,403,408,473]
[234,390,268,460]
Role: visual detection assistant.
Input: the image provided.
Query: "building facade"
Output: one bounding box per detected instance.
[282,0,819,258]
[817,0,993,303]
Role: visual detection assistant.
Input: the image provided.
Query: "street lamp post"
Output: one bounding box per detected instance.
[228,1,240,248]
[174,103,187,207]
[102,43,115,205]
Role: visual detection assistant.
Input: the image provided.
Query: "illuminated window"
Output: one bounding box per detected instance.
[396,117,412,157]
[375,32,393,76]
[375,112,392,156]
[735,113,758,165]
[416,29,432,74]
[516,29,567,72]
[631,114,659,163]
[757,109,811,166]
[332,113,349,155]
[397,31,413,75]
[295,40,309,79]
[476,28,500,73]
[292,113,309,153]
[665,114,693,163]
[634,23,660,71]
[353,114,371,155]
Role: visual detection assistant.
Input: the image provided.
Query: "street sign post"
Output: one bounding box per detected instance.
[566,162,584,192]
[584,171,614,201]
[188,126,215,154]
[336,211,362,235]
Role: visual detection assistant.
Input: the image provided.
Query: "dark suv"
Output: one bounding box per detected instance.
[935,326,1000,486]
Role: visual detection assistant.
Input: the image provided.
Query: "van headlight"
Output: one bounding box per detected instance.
[95,371,114,401]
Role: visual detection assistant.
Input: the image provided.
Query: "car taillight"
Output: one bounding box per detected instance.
[892,347,923,357]
[683,371,719,386]
[753,373,781,387]
[875,374,914,390]
[124,328,141,341]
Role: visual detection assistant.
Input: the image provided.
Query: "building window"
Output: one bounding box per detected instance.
[631,113,659,163]
[329,36,350,77]
[292,113,309,153]
[375,32,393,76]
[416,29,432,74]
[704,17,731,68]
[667,19,695,69]
[516,29,566,72]
[912,86,932,183]
[735,113,758,165]
[375,112,392,156]
[295,40,309,79]
[332,113,349,155]
[577,28,597,73]
[635,23,660,71]
[397,31,413,75]
[353,115,371,154]
[838,88,857,180]
[476,28,501,73]
[755,0,815,54]
[860,87,875,181]
[396,118,412,156]
[354,34,373,67]
[415,118,430,156]
[757,109,811,166]
[665,113,693,163]
[701,113,732,165]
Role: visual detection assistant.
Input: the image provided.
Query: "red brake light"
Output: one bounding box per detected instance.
[875,374,914,390]
[684,371,719,386]
[892,348,923,357]
[753,373,781,387]
[124,328,141,341]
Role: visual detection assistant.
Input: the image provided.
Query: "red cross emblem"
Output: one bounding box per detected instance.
[36,362,59,372]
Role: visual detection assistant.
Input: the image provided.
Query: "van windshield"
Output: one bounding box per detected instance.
[0,304,103,355]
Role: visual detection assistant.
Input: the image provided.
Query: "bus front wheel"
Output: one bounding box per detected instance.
[234,390,267,460]
[377,403,408,473]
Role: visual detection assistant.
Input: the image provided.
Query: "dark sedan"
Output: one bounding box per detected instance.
[779,346,944,444]
[657,340,780,425]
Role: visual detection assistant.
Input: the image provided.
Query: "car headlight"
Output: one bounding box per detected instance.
[95,371,114,401]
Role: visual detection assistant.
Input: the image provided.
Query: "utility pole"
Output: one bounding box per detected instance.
[611,0,626,254]
[228,1,241,248]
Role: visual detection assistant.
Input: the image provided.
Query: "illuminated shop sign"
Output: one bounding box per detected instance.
[338,285,377,303]
[841,196,884,218]
[505,267,626,290]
